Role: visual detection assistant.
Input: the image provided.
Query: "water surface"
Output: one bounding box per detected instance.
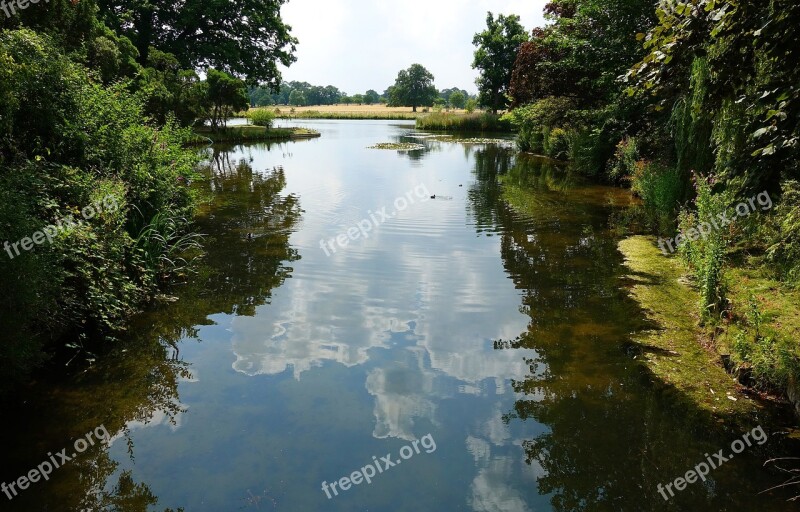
[4,119,799,512]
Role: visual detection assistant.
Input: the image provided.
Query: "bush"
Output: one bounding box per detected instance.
[503,97,576,153]
[632,161,684,235]
[250,108,276,128]
[609,137,639,183]
[0,29,201,388]
[544,127,570,160]
[465,98,478,113]
[764,180,800,284]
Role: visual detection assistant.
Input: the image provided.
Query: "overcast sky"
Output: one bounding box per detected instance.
[279,0,549,95]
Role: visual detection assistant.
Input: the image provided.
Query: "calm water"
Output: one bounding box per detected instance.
[4,120,800,511]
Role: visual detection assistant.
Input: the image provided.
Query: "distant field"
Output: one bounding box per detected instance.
[245,104,469,120]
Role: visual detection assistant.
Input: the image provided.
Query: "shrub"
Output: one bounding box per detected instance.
[465,98,478,113]
[0,30,201,387]
[503,97,576,153]
[764,180,800,284]
[632,161,684,235]
[544,127,570,160]
[609,137,639,183]
[250,108,275,128]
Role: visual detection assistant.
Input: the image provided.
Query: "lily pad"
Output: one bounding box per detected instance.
[368,142,426,151]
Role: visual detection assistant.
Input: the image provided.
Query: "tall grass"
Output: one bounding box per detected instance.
[678,176,730,320]
[415,112,512,132]
[632,161,685,235]
[134,212,204,285]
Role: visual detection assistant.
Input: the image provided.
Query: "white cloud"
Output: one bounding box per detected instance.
[279,0,549,93]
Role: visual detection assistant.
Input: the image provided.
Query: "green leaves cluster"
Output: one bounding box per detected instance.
[472,12,528,113]
[390,64,437,112]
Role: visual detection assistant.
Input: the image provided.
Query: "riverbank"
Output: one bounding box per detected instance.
[618,236,800,423]
[191,126,320,145]
[244,105,427,120]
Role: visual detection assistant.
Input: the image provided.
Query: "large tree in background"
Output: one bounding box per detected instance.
[97,0,298,86]
[472,12,529,113]
[391,64,437,112]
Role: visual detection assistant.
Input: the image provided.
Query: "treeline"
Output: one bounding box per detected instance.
[496,0,800,391]
[250,80,474,109]
[0,0,295,391]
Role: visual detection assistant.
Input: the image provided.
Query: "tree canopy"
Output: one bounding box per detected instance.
[97,0,298,86]
[472,12,529,113]
[390,64,437,112]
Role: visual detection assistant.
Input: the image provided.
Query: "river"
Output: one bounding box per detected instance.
[4,119,799,511]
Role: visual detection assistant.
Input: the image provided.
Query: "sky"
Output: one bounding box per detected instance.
[278,0,550,95]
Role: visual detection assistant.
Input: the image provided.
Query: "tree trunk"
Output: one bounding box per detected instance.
[412,105,417,112]
[134,6,154,65]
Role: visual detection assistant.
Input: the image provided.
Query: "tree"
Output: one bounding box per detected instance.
[465,98,478,113]
[364,90,380,105]
[206,68,249,129]
[449,91,466,109]
[288,90,306,106]
[391,64,437,112]
[472,12,529,113]
[97,0,298,86]
[351,94,365,105]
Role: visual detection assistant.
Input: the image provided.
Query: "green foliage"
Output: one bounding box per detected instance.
[543,127,569,160]
[763,181,800,284]
[448,91,466,110]
[502,97,575,153]
[415,112,511,132]
[249,108,276,128]
[733,295,800,392]
[205,68,249,129]
[134,212,203,284]
[465,98,478,113]
[609,137,640,183]
[391,64,438,112]
[632,162,684,236]
[288,89,306,106]
[678,176,730,320]
[671,57,714,177]
[364,90,380,105]
[472,12,529,113]
[96,0,298,85]
[0,28,201,387]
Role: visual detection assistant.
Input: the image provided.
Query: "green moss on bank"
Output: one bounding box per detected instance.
[191,126,320,144]
[618,236,758,417]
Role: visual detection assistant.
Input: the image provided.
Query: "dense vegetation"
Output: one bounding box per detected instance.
[249,79,474,110]
[493,0,800,394]
[0,0,294,391]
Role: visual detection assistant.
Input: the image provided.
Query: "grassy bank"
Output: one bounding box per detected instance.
[618,235,800,422]
[192,126,320,144]
[415,112,512,132]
